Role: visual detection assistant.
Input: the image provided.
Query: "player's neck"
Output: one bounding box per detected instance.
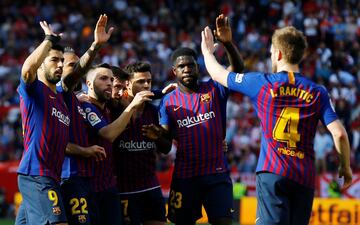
[178,82,199,94]
[38,76,57,93]
[276,63,300,73]
[88,95,105,109]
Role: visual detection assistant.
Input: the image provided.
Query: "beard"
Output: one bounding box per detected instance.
[94,85,110,103]
[179,75,198,90]
[45,71,61,84]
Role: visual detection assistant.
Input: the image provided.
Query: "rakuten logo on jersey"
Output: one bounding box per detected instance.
[177,111,215,128]
[119,140,156,151]
[51,107,70,126]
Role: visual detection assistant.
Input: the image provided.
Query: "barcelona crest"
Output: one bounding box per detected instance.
[200,92,212,103]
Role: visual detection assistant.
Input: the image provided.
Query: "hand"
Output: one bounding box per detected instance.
[142,124,163,140]
[94,14,114,45]
[76,93,91,103]
[201,26,218,55]
[40,21,62,37]
[85,145,106,161]
[338,166,353,189]
[222,140,228,152]
[162,83,178,94]
[214,14,232,43]
[129,91,154,109]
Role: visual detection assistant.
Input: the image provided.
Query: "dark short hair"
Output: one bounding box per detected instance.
[170,47,197,65]
[92,63,112,70]
[124,62,151,79]
[111,66,129,81]
[51,44,64,53]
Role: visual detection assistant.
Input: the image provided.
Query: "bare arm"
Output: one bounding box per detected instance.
[21,21,60,84]
[201,26,230,87]
[99,91,154,142]
[327,119,353,188]
[214,14,244,73]
[62,14,114,91]
[66,143,106,161]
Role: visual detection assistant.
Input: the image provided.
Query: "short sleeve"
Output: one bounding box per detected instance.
[82,103,108,132]
[227,71,265,99]
[158,97,169,126]
[319,86,338,125]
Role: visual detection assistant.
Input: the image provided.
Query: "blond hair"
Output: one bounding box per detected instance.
[271,26,307,64]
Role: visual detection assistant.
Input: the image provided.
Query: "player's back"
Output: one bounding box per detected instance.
[227,70,338,188]
[255,71,336,187]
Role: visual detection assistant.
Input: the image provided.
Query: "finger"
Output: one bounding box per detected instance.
[107,27,115,36]
[225,17,230,27]
[96,14,104,27]
[343,178,352,189]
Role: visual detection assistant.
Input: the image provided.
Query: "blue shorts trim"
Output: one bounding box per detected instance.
[256,172,314,225]
[16,174,67,224]
[168,172,233,224]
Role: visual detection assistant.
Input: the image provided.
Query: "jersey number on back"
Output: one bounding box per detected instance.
[273,107,300,148]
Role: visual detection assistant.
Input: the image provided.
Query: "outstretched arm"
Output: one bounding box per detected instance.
[62,14,114,91]
[327,119,353,189]
[201,26,230,87]
[99,90,154,142]
[214,14,244,73]
[21,21,61,84]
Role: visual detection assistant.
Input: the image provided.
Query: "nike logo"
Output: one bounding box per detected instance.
[173,105,182,111]
[230,208,235,213]
[255,217,260,224]
[49,95,56,99]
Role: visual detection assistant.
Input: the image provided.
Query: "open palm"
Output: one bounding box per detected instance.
[94,14,114,44]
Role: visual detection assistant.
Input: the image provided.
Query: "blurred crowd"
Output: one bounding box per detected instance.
[1,0,360,174]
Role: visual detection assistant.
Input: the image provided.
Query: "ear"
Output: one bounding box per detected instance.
[277,50,282,61]
[86,80,92,89]
[125,80,130,88]
[172,67,177,76]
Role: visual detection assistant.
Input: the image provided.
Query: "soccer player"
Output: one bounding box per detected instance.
[15,22,69,225]
[201,25,353,225]
[58,14,113,225]
[113,62,170,225]
[81,63,154,225]
[155,15,243,225]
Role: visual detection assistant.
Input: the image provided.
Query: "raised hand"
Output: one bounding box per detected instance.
[201,26,218,55]
[39,21,62,37]
[94,14,114,45]
[213,14,232,43]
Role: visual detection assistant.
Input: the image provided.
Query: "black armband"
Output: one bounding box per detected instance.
[44,34,61,44]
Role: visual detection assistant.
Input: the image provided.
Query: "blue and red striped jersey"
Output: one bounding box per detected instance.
[113,103,160,194]
[81,100,116,192]
[159,79,229,178]
[17,78,70,182]
[227,71,338,188]
[56,84,93,178]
